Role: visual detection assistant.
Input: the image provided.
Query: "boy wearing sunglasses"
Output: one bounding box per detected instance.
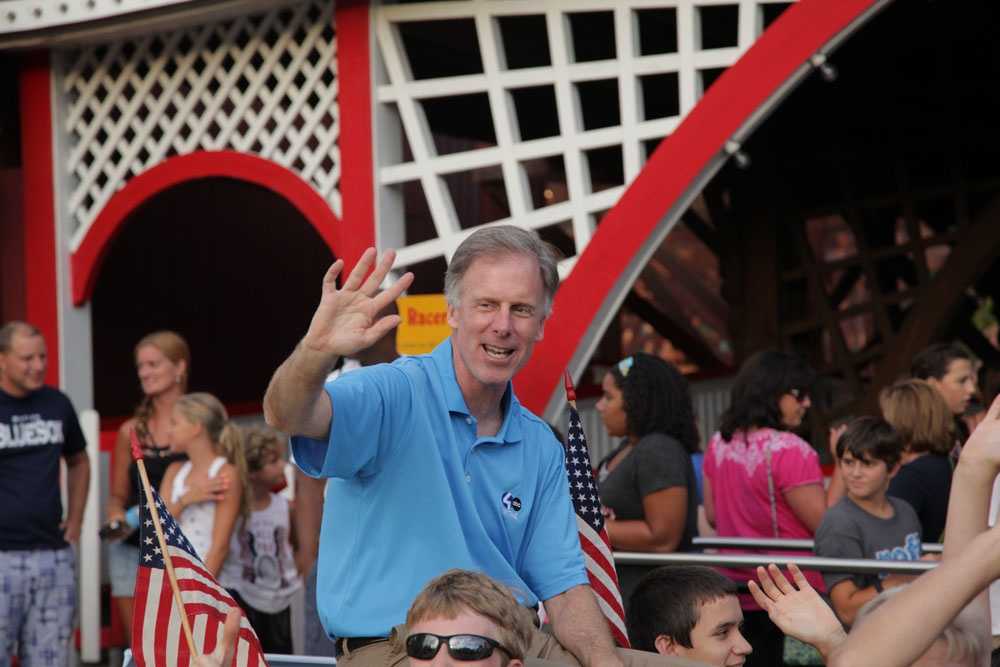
[403,570,534,667]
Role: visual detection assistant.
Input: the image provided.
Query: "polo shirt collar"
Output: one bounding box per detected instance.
[431,338,523,445]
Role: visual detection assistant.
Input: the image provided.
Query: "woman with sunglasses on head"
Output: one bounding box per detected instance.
[595,353,700,602]
[702,349,832,667]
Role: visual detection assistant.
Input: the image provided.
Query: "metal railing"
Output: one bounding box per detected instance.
[691,536,943,554]
[613,551,937,575]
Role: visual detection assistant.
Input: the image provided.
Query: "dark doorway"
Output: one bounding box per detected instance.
[0,54,23,324]
[91,177,334,419]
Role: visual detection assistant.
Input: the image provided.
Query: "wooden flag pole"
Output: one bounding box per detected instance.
[130,430,198,657]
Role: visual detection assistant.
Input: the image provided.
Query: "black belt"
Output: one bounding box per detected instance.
[336,636,388,658]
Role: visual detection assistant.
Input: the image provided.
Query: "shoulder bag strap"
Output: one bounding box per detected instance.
[765,433,780,539]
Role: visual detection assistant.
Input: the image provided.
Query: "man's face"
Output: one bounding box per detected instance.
[447,253,546,397]
[407,609,521,667]
[840,451,894,503]
[0,332,47,397]
[928,359,976,415]
[656,596,752,667]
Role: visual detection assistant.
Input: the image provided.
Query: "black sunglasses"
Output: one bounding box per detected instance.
[787,387,810,403]
[406,633,511,661]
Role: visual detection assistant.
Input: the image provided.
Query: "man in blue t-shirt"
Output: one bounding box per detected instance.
[0,321,91,666]
[265,227,654,667]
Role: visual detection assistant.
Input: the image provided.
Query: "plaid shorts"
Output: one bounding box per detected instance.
[0,547,76,667]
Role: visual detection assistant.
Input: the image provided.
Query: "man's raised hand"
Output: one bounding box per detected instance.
[302,248,414,361]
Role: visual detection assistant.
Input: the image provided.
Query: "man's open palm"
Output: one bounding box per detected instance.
[303,248,414,359]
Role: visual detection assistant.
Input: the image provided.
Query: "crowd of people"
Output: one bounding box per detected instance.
[1,224,998,667]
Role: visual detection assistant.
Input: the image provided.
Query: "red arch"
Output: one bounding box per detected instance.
[512,0,887,413]
[70,150,353,305]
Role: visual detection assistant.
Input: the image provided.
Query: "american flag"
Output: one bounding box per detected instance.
[131,483,268,667]
[564,406,630,648]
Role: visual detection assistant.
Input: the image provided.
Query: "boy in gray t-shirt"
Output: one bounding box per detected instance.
[814,417,922,627]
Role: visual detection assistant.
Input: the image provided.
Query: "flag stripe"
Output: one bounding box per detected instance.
[580,548,622,604]
[582,553,625,614]
[132,569,151,666]
[577,519,617,567]
[192,615,209,658]
[595,595,630,646]
[578,527,620,584]
[154,570,173,667]
[165,589,183,667]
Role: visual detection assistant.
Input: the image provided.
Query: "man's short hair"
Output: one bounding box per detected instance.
[406,569,534,662]
[836,416,904,469]
[857,586,986,666]
[444,226,560,316]
[880,379,955,455]
[911,342,972,381]
[627,565,738,651]
[0,321,41,353]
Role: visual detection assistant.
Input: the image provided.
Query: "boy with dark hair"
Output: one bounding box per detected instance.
[911,342,977,443]
[627,565,752,666]
[814,416,922,626]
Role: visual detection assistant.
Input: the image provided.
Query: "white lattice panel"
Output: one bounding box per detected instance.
[1,0,212,35]
[373,0,795,277]
[57,0,339,244]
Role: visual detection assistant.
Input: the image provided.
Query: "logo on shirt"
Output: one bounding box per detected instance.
[875,532,921,562]
[0,414,65,451]
[501,491,522,518]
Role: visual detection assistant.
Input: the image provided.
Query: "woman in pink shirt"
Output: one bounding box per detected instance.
[703,350,831,667]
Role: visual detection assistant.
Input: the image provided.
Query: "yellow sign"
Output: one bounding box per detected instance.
[396,294,451,356]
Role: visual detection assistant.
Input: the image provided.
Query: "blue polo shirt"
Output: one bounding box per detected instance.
[291,338,586,639]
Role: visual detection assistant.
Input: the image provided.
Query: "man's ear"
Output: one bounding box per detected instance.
[654,635,681,656]
[534,315,546,342]
[506,659,524,667]
[446,302,459,330]
[888,461,902,479]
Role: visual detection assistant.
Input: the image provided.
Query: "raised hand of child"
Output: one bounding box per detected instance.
[958,393,1000,474]
[749,563,846,659]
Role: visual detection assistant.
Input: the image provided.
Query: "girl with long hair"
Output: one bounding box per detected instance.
[160,392,250,576]
[595,353,700,603]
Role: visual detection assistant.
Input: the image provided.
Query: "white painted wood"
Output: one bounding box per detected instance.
[78,409,102,663]
[57,0,340,249]
[371,0,793,277]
